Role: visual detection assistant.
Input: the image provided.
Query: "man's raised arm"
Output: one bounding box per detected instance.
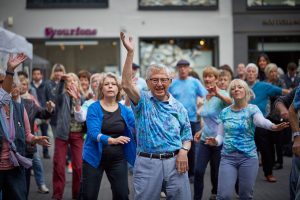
[120,32,140,105]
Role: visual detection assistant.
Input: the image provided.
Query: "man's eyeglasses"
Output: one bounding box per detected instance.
[149,78,170,85]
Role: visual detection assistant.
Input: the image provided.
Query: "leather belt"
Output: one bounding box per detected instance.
[138,150,179,159]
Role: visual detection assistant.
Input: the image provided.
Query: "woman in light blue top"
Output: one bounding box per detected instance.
[194,66,232,200]
[206,79,289,200]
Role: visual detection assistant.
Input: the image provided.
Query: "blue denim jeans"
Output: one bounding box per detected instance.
[32,151,46,186]
[25,151,46,197]
[290,156,300,200]
[194,142,222,200]
[217,152,259,200]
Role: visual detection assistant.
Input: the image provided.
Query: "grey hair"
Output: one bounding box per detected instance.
[246,63,259,74]
[264,63,278,78]
[145,63,172,80]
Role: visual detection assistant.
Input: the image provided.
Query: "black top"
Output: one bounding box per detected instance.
[101,105,126,161]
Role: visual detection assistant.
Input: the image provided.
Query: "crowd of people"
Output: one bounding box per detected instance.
[0,32,299,200]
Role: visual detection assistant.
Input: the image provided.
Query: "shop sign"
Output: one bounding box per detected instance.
[45,27,97,38]
[262,19,300,26]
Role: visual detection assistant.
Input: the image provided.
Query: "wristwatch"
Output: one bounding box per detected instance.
[6,70,14,76]
[181,146,190,152]
[293,131,300,139]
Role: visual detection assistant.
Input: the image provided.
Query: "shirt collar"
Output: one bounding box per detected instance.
[148,91,176,105]
[33,79,43,87]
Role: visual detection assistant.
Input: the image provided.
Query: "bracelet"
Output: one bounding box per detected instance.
[181,146,190,152]
[6,70,14,76]
[293,131,300,139]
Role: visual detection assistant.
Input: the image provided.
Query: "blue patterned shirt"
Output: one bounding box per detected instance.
[0,88,11,107]
[219,104,261,158]
[293,86,300,110]
[200,90,229,142]
[169,77,207,122]
[131,91,192,153]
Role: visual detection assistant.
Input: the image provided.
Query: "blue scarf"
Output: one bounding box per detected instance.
[0,101,32,169]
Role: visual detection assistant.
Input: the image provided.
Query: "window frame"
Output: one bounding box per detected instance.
[138,0,218,11]
[246,0,300,10]
[26,0,109,9]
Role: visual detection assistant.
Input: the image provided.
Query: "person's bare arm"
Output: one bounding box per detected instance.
[120,32,140,105]
[275,102,289,120]
[289,104,300,157]
[282,88,290,95]
[3,53,27,93]
[176,140,191,174]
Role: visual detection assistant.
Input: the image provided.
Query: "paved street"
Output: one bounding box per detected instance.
[29,135,291,200]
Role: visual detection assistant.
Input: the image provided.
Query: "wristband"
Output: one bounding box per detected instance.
[293,131,300,139]
[6,70,14,76]
[181,146,190,152]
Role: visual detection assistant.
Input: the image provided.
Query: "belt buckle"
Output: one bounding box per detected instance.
[159,154,162,160]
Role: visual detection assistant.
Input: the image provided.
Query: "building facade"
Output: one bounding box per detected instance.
[233,0,300,71]
[0,0,233,78]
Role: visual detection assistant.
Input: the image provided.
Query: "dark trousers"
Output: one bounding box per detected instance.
[25,154,34,198]
[0,167,27,200]
[270,118,284,165]
[40,122,49,154]
[194,142,222,200]
[79,159,129,200]
[272,130,284,165]
[255,127,274,177]
[53,133,83,200]
[188,121,201,178]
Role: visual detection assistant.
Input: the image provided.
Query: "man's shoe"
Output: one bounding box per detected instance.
[273,163,283,170]
[43,153,50,159]
[160,191,166,198]
[38,184,49,194]
[266,175,277,183]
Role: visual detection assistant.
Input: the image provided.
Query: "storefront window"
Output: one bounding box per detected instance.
[138,0,218,10]
[139,37,218,78]
[27,0,108,9]
[247,0,300,9]
[248,36,300,71]
[28,38,120,78]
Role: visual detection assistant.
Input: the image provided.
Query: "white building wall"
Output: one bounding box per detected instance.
[0,0,233,69]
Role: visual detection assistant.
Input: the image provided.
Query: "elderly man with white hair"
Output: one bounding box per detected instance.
[121,32,193,200]
[246,63,289,183]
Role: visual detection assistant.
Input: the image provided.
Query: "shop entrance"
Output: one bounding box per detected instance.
[248,35,300,72]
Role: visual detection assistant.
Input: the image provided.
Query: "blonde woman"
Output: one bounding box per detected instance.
[79,73,136,200]
[52,73,84,200]
[206,79,288,200]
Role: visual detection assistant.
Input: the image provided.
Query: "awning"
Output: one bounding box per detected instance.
[0,27,32,59]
